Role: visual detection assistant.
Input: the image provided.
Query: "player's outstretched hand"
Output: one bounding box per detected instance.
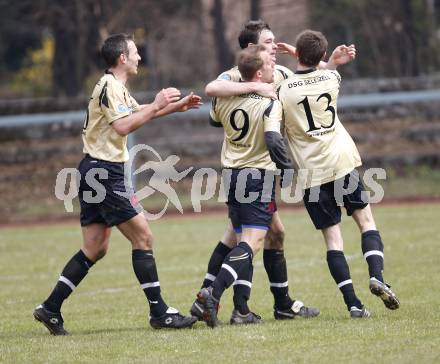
[276,42,297,57]
[329,44,356,66]
[154,87,182,109]
[177,92,203,112]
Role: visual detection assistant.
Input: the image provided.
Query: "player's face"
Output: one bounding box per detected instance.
[260,51,275,84]
[125,40,141,75]
[257,30,277,63]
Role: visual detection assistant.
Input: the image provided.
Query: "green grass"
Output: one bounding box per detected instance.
[0,205,439,363]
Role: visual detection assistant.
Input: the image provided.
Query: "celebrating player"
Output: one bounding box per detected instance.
[33,33,202,335]
[191,20,353,321]
[278,30,400,318]
[197,45,293,326]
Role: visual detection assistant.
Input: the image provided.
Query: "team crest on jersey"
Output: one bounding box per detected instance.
[217,73,232,81]
[117,104,130,113]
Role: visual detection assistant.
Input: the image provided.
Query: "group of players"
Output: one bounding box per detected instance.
[33,20,400,335]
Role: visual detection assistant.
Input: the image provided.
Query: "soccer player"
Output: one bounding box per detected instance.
[33,33,202,335]
[277,30,400,318]
[197,45,293,327]
[191,20,351,321]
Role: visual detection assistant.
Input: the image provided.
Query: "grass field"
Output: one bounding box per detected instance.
[1,204,439,363]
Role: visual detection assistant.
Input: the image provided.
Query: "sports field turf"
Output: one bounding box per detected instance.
[0,204,439,363]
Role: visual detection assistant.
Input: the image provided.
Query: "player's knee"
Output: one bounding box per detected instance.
[145,232,154,249]
[359,220,373,232]
[354,209,376,232]
[83,234,109,262]
[94,246,108,261]
[132,231,154,250]
[265,229,285,249]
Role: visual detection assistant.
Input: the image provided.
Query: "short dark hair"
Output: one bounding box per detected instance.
[295,30,328,67]
[238,20,271,49]
[238,45,266,81]
[101,33,133,67]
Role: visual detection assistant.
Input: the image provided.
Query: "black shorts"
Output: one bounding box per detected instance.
[78,155,141,227]
[225,168,277,234]
[303,170,368,230]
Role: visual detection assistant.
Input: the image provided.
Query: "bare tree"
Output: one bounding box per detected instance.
[211,0,234,74]
[250,0,261,20]
[44,0,106,96]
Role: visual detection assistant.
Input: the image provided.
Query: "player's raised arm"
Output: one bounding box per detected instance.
[155,92,203,116]
[112,87,181,136]
[325,44,356,70]
[276,42,297,57]
[205,78,276,99]
[277,41,356,70]
[318,44,356,70]
[277,41,329,69]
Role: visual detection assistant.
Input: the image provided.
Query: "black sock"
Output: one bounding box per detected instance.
[233,263,253,315]
[263,249,293,310]
[44,250,94,313]
[202,242,232,288]
[132,249,168,317]
[212,242,253,301]
[361,230,384,282]
[327,250,362,310]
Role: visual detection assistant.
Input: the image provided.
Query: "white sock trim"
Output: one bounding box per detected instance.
[270,281,288,288]
[141,281,160,289]
[337,279,353,288]
[232,280,252,288]
[59,276,76,291]
[221,263,238,280]
[204,273,216,282]
[364,250,384,259]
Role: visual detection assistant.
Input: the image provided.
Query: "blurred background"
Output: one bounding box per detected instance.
[1,0,440,223]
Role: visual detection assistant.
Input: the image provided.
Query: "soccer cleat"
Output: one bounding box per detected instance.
[33,304,69,336]
[189,298,205,321]
[230,310,262,325]
[197,287,220,328]
[369,278,400,310]
[350,306,371,318]
[149,307,197,329]
[274,300,320,320]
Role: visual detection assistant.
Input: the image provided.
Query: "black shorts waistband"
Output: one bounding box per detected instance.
[84,154,125,165]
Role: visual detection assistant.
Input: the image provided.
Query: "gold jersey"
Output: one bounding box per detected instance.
[82,71,140,162]
[218,64,293,88]
[278,69,361,188]
[210,94,283,170]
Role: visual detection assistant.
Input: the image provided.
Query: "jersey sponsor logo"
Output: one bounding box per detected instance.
[287,74,331,88]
